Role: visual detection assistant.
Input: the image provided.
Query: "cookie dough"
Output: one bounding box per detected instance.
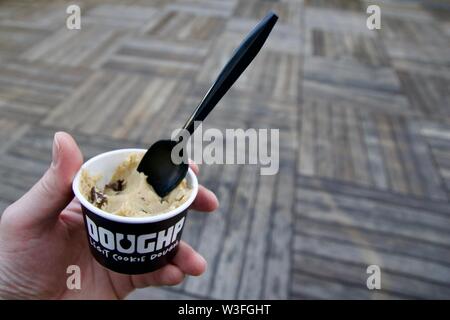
[80,153,192,217]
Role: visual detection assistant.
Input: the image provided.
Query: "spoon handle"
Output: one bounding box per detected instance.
[181,11,278,135]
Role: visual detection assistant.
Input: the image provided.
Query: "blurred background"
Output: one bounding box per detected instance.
[0,0,449,299]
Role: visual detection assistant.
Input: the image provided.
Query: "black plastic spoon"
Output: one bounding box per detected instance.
[137,11,278,197]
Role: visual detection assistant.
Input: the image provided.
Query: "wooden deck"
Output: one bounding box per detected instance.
[0,0,449,299]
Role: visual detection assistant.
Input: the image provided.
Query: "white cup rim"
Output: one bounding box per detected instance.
[72,148,198,224]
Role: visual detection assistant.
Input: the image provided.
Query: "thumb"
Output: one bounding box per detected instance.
[4,132,83,228]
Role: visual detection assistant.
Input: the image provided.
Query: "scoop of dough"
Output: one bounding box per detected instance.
[80,153,192,217]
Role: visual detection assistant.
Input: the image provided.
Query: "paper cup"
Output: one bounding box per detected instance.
[72,149,198,275]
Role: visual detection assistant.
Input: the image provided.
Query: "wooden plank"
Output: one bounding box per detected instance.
[177,162,221,292]
[407,121,448,201]
[102,54,199,79]
[305,0,362,12]
[166,0,236,18]
[303,80,413,116]
[83,4,158,30]
[262,159,295,299]
[390,117,424,197]
[0,153,47,179]
[110,79,168,140]
[7,125,144,165]
[0,25,48,60]
[304,56,402,93]
[359,110,389,190]
[184,164,240,296]
[42,71,108,128]
[375,114,409,194]
[331,103,354,182]
[293,234,450,285]
[234,0,301,27]
[138,80,193,144]
[22,26,117,67]
[98,78,150,136]
[346,107,372,186]
[296,188,450,247]
[293,253,450,299]
[116,37,208,64]
[0,119,28,153]
[298,100,315,176]
[0,60,89,122]
[291,273,395,300]
[297,175,450,215]
[238,173,277,299]
[314,101,333,179]
[295,216,450,267]
[210,165,259,299]
[79,75,140,134]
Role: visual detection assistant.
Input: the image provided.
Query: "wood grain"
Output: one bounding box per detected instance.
[0,0,449,299]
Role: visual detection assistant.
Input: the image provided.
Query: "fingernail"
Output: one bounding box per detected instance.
[207,189,219,206]
[195,253,207,274]
[197,252,207,265]
[52,132,61,168]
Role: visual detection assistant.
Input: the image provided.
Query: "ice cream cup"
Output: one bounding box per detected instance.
[72,148,198,275]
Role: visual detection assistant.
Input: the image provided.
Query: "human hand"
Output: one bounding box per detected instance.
[0,132,218,299]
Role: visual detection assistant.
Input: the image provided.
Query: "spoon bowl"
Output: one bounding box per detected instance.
[137,140,188,197]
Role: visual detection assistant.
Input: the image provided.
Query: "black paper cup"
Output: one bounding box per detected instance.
[72,149,198,275]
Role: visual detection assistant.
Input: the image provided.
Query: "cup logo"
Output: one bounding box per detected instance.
[84,214,185,272]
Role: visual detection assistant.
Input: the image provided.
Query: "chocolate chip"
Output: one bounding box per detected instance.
[105,179,126,192]
[90,187,108,208]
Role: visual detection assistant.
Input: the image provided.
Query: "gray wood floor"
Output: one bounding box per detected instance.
[0,0,450,299]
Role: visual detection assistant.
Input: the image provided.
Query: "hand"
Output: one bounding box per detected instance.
[0,132,218,299]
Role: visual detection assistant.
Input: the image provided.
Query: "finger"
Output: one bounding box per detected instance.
[131,264,185,288]
[171,241,206,276]
[60,198,85,229]
[60,197,81,214]
[189,160,199,175]
[3,132,83,228]
[190,185,219,212]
